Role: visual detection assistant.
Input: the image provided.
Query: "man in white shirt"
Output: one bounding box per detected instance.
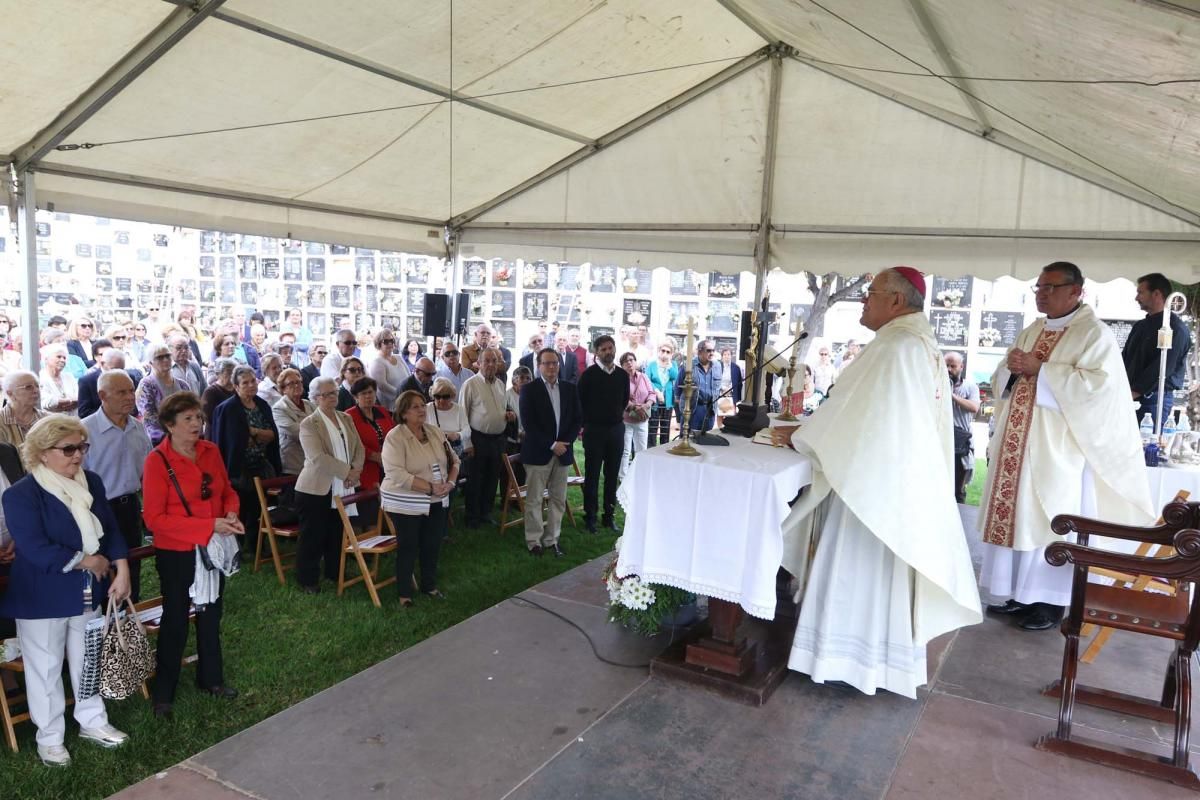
[459,349,516,528]
[435,342,474,396]
[320,329,358,380]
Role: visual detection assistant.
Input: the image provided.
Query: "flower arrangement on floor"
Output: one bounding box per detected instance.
[603,538,695,636]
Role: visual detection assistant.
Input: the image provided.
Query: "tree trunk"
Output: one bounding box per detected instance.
[795,272,870,363]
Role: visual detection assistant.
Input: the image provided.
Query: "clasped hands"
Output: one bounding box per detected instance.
[428,480,454,498]
[1007,348,1042,377]
[214,512,245,536]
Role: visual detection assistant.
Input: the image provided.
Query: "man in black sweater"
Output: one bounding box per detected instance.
[577,335,630,533]
[1122,271,1191,427]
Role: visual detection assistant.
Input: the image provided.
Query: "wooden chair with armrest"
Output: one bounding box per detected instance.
[1036,500,1200,790]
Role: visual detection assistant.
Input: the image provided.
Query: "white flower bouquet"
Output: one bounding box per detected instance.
[936,288,964,307]
[978,327,1002,347]
[603,538,695,636]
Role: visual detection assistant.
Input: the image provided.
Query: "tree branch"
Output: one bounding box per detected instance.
[805,271,819,296]
[829,274,870,304]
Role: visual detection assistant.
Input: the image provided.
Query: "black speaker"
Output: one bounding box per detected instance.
[452,291,470,335]
[737,310,755,358]
[422,293,451,337]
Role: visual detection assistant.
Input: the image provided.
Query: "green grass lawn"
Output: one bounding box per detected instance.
[964,458,988,506]
[3,478,620,800]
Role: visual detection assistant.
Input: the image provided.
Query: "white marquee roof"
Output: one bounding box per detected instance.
[3,0,1199,280]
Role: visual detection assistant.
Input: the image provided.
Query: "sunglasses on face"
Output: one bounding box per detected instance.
[200,473,213,500]
[79,323,93,329]
[112,335,127,341]
[344,367,363,374]
[415,368,433,376]
[50,442,91,457]
[444,351,458,357]
[380,338,395,345]
[154,354,172,361]
[434,393,454,400]
[312,350,327,356]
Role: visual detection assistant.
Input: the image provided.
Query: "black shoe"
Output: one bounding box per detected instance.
[986,600,1030,616]
[1018,604,1063,631]
[203,685,239,700]
[300,584,320,595]
[602,519,619,531]
[528,545,544,557]
[153,703,173,719]
[585,520,598,535]
[550,544,565,558]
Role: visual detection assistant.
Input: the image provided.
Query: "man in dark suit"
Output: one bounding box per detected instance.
[519,337,578,384]
[398,357,435,403]
[519,348,582,557]
[77,340,118,419]
[299,342,326,399]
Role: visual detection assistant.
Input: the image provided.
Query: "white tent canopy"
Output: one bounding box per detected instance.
[3,0,1199,282]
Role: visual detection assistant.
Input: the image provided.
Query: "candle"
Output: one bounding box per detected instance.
[794,315,803,341]
[686,317,694,364]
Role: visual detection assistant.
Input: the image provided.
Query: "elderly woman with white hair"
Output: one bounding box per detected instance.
[39,343,79,415]
[201,357,238,439]
[66,317,97,369]
[136,342,191,445]
[0,370,48,446]
[257,353,284,406]
[0,415,131,765]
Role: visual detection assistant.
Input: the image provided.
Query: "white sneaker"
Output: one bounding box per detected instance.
[79,724,128,748]
[37,744,71,766]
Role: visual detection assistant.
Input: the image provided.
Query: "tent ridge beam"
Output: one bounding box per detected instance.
[37,164,444,227]
[15,0,227,172]
[716,0,778,45]
[904,0,993,134]
[772,223,1200,242]
[463,222,759,232]
[449,47,772,228]
[188,4,594,145]
[791,57,1200,229]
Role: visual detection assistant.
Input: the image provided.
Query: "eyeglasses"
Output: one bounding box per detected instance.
[111,335,127,341]
[50,442,91,457]
[280,380,301,389]
[415,368,433,376]
[200,473,213,500]
[344,366,363,374]
[338,340,356,347]
[78,323,93,329]
[153,353,172,361]
[434,394,454,400]
[443,351,458,357]
[379,338,395,345]
[1033,282,1075,293]
[312,349,327,356]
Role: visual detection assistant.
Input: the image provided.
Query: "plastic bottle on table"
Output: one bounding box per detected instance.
[1140,412,1154,441]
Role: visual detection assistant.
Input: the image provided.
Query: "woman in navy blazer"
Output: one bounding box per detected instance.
[0,416,131,765]
[211,366,282,560]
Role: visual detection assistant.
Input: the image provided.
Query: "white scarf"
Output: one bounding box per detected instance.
[318,410,357,514]
[31,464,104,555]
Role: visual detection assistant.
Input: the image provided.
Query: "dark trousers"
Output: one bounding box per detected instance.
[953,457,973,504]
[1137,392,1175,429]
[154,548,224,704]
[466,430,505,524]
[108,494,144,603]
[649,404,673,447]
[233,476,263,557]
[583,422,624,524]
[295,490,342,588]
[389,505,448,598]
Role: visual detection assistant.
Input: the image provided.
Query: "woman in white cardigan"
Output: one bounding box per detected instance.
[367,328,409,412]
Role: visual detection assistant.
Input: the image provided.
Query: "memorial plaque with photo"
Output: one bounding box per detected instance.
[285,284,303,307]
[493,320,516,348]
[261,258,280,279]
[330,244,350,255]
[405,257,430,284]
[262,310,280,329]
[307,286,327,308]
[670,269,702,296]
[380,289,403,314]
[523,292,548,320]
[75,243,92,258]
[355,256,376,282]
[589,326,616,344]
[308,312,327,336]
[355,313,375,331]
[116,277,132,292]
[239,236,256,253]
[332,314,351,333]
[468,290,487,323]
[36,222,52,237]
[623,299,652,326]
[522,261,550,290]
[623,268,653,294]
[199,232,215,252]
[557,263,580,291]
[355,285,379,312]
[931,276,972,309]
[219,236,236,253]
[977,311,1024,349]
[407,288,426,310]
[708,300,739,333]
[668,301,701,329]
[1103,319,1135,350]
[708,273,740,299]
[928,309,971,348]
[306,258,326,282]
[768,302,783,335]
[241,283,258,305]
[380,257,402,283]
[590,264,617,293]
[788,304,814,331]
[95,260,112,276]
[219,257,236,278]
[406,316,423,337]
[200,281,216,303]
[283,257,302,280]
[464,259,488,287]
[239,255,258,279]
[492,259,515,287]
[306,242,327,255]
[331,285,351,309]
[153,234,169,248]
[491,290,516,319]
[199,256,214,276]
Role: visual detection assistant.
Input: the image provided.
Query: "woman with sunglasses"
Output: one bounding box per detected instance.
[337,357,366,411]
[127,322,151,365]
[136,343,191,445]
[0,415,132,765]
[645,339,679,447]
[143,392,242,719]
[367,327,409,412]
[66,317,96,369]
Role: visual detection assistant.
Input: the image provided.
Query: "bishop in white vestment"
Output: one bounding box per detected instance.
[979,262,1154,630]
[774,267,982,698]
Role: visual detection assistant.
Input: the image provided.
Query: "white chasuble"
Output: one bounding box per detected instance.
[978,304,1154,605]
[781,312,982,698]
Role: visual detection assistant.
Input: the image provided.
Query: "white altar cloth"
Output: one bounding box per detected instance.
[1147,464,1200,511]
[615,436,812,620]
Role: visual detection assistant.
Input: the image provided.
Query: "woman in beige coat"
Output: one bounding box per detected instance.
[294,376,364,594]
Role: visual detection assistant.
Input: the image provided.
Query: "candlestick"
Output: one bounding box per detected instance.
[686,317,694,364]
[669,369,702,457]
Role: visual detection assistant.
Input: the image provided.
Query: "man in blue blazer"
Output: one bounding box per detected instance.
[519,348,582,557]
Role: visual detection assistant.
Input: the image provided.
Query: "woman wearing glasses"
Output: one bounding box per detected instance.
[0,415,132,765]
[272,368,315,476]
[66,317,96,369]
[0,370,48,446]
[136,343,191,445]
[337,357,366,411]
[143,392,242,719]
[427,377,471,462]
[645,340,679,447]
[367,328,409,412]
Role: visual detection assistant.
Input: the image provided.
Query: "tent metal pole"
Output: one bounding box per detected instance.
[752,47,786,311]
[464,222,758,232]
[905,0,993,134]
[771,224,1200,242]
[17,171,40,373]
[14,0,227,172]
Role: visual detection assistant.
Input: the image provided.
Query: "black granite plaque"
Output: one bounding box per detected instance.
[670,269,702,296]
[239,255,258,279]
[928,309,971,348]
[977,310,1024,348]
[557,264,580,291]
[283,257,302,281]
[260,258,280,279]
[931,276,972,309]
[381,257,402,283]
[201,281,216,303]
[623,299,652,326]
[355,257,376,282]
[464,259,488,287]
[492,259,514,287]
[522,261,549,290]
[708,273,740,299]
[330,244,350,255]
[380,289,404,314]
[493,321,516,348]
[492,290,516,318]
[1103,319,1135,350]
[523,292,548,320]
[708,300,739,334]
[306,258,326,282]
[308,312,327,336]
[331,285,351,308]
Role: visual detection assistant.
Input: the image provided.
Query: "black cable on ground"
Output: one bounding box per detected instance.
[510,593,678,669]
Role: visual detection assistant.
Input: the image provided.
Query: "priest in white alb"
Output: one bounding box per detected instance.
[772,267,982,698]
[978,261,1154,630]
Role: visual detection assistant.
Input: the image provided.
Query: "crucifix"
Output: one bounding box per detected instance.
[723,292,776,437]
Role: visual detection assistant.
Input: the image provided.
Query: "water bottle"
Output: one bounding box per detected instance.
[1164,414,1177,442]
[1140,412,1154,441]
[1178,411,1192,434]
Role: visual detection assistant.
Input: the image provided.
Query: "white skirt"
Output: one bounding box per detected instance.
[789,494,927,699]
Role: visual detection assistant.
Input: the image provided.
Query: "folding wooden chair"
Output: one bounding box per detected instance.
[254,475,301,585]
[1036,500,1200,789]
[500,453,576,534]
[335,490,397,608]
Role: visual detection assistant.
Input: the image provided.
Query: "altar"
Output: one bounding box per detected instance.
[616,435,812,703]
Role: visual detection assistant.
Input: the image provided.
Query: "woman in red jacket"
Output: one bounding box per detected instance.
[346,377,395,526]
[142,391,242,718]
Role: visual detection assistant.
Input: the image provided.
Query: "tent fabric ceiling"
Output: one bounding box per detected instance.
[3,0,1199,277]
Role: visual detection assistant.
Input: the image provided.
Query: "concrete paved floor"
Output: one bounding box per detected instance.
[111,507,1196,800]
